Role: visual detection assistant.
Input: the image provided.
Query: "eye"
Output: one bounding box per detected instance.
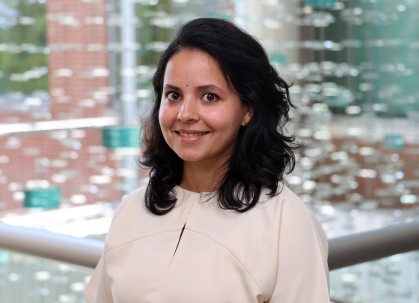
[202,93,219,102]
[167,92,181,101]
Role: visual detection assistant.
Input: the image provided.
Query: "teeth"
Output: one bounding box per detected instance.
[179,132,207,137]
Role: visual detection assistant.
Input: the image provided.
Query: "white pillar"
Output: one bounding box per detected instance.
[120,0,139,193]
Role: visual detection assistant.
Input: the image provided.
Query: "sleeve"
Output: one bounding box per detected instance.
[268,197,330,303]
[83,193,132,303]
[83,253,113,303]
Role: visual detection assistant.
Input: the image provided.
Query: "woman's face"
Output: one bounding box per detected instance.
[159,49,252,166]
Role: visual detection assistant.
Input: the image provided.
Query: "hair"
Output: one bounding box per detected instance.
[140,18,298,215]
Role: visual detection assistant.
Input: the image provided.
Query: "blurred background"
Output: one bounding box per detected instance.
[0,0,418,302]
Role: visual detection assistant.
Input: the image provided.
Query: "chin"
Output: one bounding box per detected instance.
[175,152,204,162]
[178,155,202,162]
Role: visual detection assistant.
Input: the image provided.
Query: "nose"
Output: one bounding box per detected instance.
[177,97,199,122]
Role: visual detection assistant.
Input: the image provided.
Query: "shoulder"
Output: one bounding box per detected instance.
[271,184,328,258]
[103,185,148,250]
[275,185,315,220]
[111,186,147,219]
[256,183,309,217]
[257,184,328,252]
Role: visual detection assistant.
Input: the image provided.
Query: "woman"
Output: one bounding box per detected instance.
[84,18,329,302]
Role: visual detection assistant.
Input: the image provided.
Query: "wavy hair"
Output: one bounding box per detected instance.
[140,18,298,215]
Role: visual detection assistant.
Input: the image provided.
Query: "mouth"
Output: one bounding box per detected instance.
[175,131,210,137]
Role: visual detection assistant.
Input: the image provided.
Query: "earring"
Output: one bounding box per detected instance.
[243,119,249,126]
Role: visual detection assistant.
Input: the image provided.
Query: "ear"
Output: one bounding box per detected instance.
[241,104,253,126]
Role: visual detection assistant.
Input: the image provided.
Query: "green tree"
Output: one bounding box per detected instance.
[0,0,47,95]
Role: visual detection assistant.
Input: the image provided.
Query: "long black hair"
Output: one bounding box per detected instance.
[140,18,298,215]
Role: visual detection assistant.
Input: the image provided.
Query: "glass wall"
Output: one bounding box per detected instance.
[330,251,419,303]
[0,0,419,301]
[0,249,92,303]
[1,0,418,213]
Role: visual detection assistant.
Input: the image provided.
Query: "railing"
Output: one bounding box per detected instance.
[0,222,103,268]
[328,219,419,269]
[1,220,419,270]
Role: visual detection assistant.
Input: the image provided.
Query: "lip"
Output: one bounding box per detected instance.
[174,129,210,142]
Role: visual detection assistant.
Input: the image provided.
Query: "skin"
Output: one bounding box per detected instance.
[159,49,253,193]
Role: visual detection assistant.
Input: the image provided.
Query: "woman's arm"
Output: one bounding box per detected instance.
[269,197,330,302]
[83,193,132,303]
[84,253,114,303]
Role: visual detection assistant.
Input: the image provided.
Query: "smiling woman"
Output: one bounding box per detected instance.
[159,50,252,186]
[84,18,330,303]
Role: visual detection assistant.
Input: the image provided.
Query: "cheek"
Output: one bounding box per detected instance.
[158,107,165,129]
[158,109,172,147]
[158,105,172,132]
[205,108,243,133]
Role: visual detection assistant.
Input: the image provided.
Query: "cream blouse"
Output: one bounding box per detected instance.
[84,185,330,303]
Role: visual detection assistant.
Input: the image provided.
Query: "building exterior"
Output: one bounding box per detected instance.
[0,0,127,210]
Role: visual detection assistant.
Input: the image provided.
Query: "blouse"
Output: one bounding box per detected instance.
[84,184,330,303]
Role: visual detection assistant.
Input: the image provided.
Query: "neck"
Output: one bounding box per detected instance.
[180,158,229,193]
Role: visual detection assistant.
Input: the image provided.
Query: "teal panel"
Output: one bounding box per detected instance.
[270,53,287,66]
[383,134,405,150]
[305,0,336,8]
[373,102,418,118]
[205,12,231,21]
[354,1,419,117]
[23,187,61,210]
[324,95,350,109]
[102,126,140,148]
[0,250,8,265]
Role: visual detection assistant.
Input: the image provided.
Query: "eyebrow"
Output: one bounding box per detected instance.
[163,83,226,94]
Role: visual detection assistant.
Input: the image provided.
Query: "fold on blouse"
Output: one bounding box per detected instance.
[84,184,330,303]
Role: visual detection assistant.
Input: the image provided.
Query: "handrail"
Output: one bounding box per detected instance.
[0,117,120,137]
[328,219,419,270]
[1,220,419,270]
[0,222,103,268]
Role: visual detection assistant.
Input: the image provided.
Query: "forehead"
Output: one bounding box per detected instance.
[163,49,227,86]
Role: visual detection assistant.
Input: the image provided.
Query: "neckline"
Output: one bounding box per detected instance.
[174,185,216,196]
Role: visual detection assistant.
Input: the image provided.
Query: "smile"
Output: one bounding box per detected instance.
[178,131,209,137]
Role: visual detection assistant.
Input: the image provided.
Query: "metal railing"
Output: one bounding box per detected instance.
[1,219,419,270]
[328,219,419,269]
[0,222,103,268]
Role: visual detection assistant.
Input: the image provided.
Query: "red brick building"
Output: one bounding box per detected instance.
[0,0,132,210]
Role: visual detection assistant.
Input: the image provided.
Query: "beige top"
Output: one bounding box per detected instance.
[84,185,330,303]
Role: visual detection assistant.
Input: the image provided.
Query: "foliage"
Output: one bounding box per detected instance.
[0,0,47,95]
